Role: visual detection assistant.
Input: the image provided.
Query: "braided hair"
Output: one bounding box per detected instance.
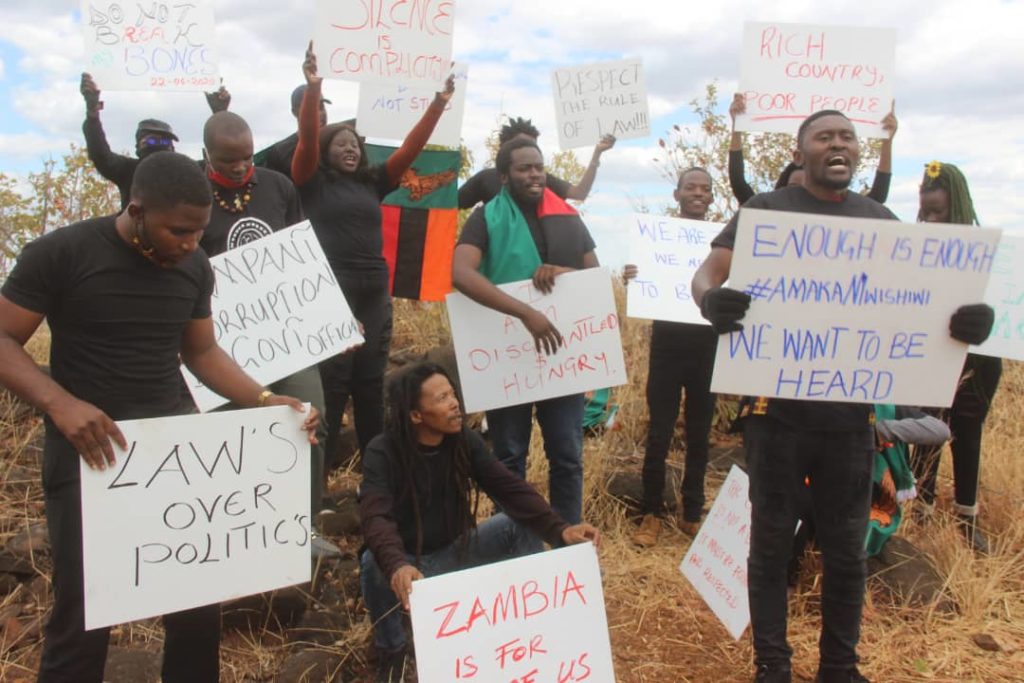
[499,116,541,145]
[384,362,478,561]
[918,161,979,225]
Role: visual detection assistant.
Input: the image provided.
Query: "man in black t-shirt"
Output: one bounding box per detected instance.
[452,138,599,526]
[359,362,599,681]
[0,152,318,683]
[691,111,994,683]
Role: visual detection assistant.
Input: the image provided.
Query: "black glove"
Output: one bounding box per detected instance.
[949,303,995,345]
[700,286,751,334]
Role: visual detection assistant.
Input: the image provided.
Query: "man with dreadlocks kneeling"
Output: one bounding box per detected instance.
[359,362,601,682]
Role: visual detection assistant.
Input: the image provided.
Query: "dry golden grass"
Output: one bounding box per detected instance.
[1,291,1022,681]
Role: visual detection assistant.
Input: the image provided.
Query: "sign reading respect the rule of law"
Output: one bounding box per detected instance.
[711,209,1000,407]
[181,222,363,412]
[680,465,751,640]
[410,543,616,683]
[972,233,1024,361]
[737,22,895,138]
[314,0,454,85]
[626,214,720,324]
[81,0,219,91]
[446,268,627,413]
[80,406,311,630]
[552,58,650,149]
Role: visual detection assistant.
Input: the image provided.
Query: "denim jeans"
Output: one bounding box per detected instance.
[360,513,544,651]
[485,393,585,524]
[744,417,874,673]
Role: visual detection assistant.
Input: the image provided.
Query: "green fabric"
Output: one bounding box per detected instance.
[864,404,917,556]
[478,186,542,285]
[583,388,615,429]
[364,143,459,208]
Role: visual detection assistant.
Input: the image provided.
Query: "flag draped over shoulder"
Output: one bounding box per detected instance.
[365,144,460,301]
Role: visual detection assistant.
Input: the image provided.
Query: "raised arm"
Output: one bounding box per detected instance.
[383,74,455,184]
[868,101,896,204]
[290,41,323,187]
[728,93,755,204]
[205,82,231,113]
[80,72,134,184]
[565,134,616,201]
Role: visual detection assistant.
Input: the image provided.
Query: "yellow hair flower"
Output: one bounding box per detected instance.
[925,160,942,179]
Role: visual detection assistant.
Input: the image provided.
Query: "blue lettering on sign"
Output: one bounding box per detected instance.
[727,324,773,360]
[918,237,996,273]
[752,223,877,261]
[780,326,848,361]
[775,367,894,400]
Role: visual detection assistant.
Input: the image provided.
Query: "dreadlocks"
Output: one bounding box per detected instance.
[918,161,979,225]
[383,363,478,561]
[499,116,541,145]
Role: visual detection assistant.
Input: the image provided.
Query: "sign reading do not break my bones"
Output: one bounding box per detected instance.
[80,406,311,630]
[446,268,627,413]
[181,222,363,412]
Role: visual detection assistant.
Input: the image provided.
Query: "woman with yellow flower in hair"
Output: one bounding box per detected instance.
[913,161,1000,553]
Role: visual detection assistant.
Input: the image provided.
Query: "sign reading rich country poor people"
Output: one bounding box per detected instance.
[314,0,454,85]
[552,58,650,149]
[736,22,895,138]
[680,465,751,640]
[81,0,219,91]
[446,268,628,413]
[80,406,311,630]
[626,214,720,324]
[181,222,363,412]
[410,543,616,683]
[357,62,468,147]
[711,209,1000,407]
[972,233,1024,361]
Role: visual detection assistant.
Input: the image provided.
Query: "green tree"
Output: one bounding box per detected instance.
[0,173,39,277]
[29,144,120,233]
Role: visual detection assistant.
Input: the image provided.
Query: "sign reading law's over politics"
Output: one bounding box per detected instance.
[972,234,1024,361]
[711,209,1000,407]
[626,214,720,324]
[410,543,615,683]
[80,406,311,630]
[357,62,468,147]
[181,222,363,412]
[314,0,454,85]
[737,22,895,138]
[81,0,219,91]
[552,58,650,149]
[447,268,627,413]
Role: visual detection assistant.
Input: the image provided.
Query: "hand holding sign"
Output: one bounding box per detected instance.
[562,523,601,547]
[391,564,425,610]
[263,394,322,445]
[51,394,127,471]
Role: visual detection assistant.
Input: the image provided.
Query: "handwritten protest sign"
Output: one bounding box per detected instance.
[680,465,751,640]
[737,22,895,138]
[446,268,627,412]
[81,0,219,91]
[181,222,363,412]
[973,233,1024,361]
[314,0,454,85]
[410,543,615,683]
[552,58,650,149]
[626,214,720,324]
[358,62,467,147]
[80,406,311,629]
[711,209,1000,407]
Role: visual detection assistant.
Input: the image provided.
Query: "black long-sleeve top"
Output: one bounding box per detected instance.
[82,116,139,210]
[727,149,892,205]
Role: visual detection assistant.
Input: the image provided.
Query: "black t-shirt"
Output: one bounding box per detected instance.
[298,166,395,277]
[2,216,214,483]
[259,133,299,179]
[201,167,304,257]
[458,196,597,269]
[712,186,899,430]
[458,167,572,209]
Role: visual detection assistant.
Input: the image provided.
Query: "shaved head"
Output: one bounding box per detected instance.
[203,112,251,149]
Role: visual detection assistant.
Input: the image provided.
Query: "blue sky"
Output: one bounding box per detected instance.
[2,1,1024,267]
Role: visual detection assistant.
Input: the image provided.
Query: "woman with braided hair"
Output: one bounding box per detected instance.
[913,161,1000,553]
[358,362,600,681]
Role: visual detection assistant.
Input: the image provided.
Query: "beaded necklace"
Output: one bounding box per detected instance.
[212,182,254,214]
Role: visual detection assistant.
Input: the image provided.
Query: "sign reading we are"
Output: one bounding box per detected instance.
[81,0,219,91]
[446,268,627,413]
[80,406,311,630]
[712,209,1000,407]
[410,543,616,683]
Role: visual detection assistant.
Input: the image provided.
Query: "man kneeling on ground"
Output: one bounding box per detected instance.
[359,362,600,682]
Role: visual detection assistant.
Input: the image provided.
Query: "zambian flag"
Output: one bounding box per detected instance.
[365,144,460,302]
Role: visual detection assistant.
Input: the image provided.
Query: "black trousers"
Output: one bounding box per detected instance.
[744,417,874,672]
[319,273,392,468]
[911,353,1002,510]
[38,442,220,683]
[641,322,716,521]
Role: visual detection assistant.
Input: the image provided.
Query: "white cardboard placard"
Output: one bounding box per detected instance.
[410,543,616,683]
[625,214,720,324]
[711,209,1000,407]
[80,406,312,629]
[81,0,219,91]
[972,233,1024,361]
[552,58,650,149]
[181,222,363,412]
[737,22,896,138]
[447,268,627,412]
[357,62,468,146]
